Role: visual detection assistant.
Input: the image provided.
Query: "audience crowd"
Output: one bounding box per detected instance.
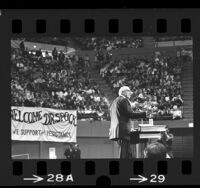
[24,37,71,47]
[11,37,185,121]
[73,37,143,50]
[155,36,192,42]
[11,45,110,120]
[100,54,183,119]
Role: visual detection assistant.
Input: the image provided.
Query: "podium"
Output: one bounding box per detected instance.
[130,124,167,158]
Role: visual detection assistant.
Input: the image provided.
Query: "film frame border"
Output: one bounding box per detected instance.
[0,9,199,185]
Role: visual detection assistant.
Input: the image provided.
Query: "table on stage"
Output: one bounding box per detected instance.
[130,124,167,158]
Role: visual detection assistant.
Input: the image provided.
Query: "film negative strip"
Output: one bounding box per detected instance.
[0,9,199,185]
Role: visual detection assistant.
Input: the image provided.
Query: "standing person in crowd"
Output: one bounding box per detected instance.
[19,39,25,55]
[59,50,65,63]
[109,86,146,159]
[36,48,42,61]
[64,144,73,159]
[72,144,81,159]
[52,47,58,60]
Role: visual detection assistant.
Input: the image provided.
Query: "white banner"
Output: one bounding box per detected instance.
[11,106,77,142]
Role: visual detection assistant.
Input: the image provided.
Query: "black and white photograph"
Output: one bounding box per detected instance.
[11,36,193,159]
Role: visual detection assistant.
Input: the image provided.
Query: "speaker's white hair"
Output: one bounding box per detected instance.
[118,86,132,96]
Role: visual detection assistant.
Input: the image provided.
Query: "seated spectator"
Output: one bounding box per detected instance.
[171,105,182,119]
[45,51,52,61]
[144,142,169,159]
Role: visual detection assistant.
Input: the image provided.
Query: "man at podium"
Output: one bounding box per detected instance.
[109,86,146,159]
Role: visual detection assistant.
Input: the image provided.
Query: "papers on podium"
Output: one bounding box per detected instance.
[139,124,153,126]
[139,133,162,139]
[138,124,166,139]
[138,124,166,132]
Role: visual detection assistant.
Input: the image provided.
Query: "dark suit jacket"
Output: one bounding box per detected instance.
[109,96,146,141]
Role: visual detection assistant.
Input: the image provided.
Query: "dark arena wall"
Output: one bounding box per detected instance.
[12,119,193,159]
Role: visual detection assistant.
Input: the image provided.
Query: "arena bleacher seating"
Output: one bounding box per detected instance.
[99,54,183,120]
[11,37,184,121]
[11,45,110,120]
